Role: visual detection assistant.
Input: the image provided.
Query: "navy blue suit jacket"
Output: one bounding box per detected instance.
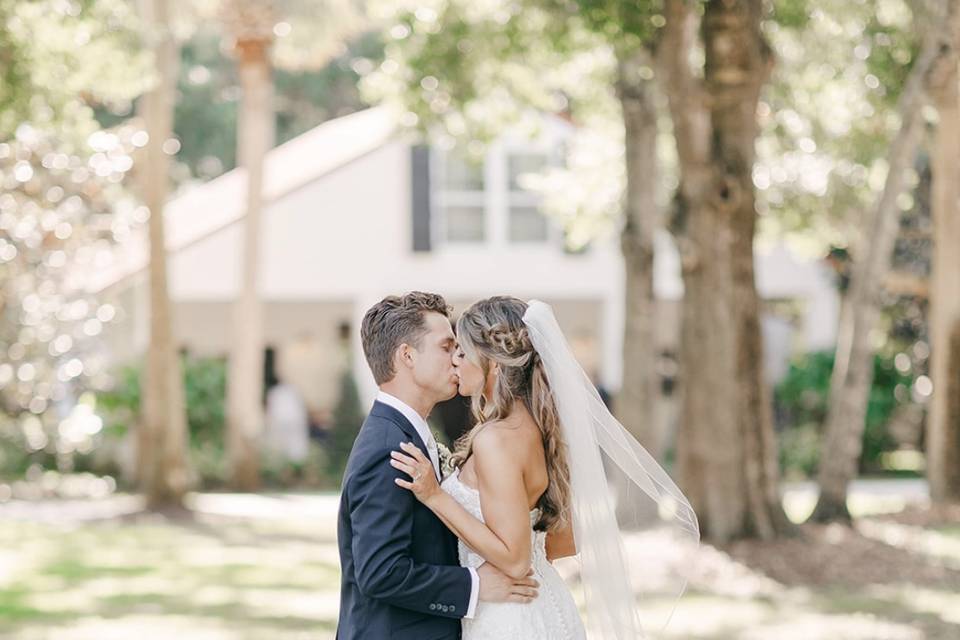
[336,400,472,640]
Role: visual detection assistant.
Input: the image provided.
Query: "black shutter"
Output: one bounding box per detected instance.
[262,346,277,408]
[411,144,432,252]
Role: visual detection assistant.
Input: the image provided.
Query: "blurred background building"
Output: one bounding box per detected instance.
[86,106,839,440]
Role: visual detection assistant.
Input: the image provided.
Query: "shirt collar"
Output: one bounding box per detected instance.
[376,390,433,445]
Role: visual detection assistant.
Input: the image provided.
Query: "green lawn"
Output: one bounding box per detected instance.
[1,492,958,639]
[0,505,342,639]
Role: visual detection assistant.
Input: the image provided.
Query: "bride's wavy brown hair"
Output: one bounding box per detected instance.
[450,296,571,532]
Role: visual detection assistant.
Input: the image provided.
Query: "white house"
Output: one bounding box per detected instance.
[91,107,839,431]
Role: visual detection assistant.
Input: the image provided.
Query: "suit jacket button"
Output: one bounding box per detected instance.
[450,605,456,613]
[429,604,436,610]
[441,605,449,612]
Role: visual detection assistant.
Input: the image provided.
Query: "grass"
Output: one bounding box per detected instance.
[0,509,342,639]
[0,492,958,639]
[935,524,960,539]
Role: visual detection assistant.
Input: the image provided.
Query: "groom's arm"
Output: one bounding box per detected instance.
[349,440,474,619]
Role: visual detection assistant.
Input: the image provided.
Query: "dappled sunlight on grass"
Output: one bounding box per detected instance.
[0,507,342,639]
[738,612,924,640]
[936,525,960,539]
[654,594,778,638]
[858,519,960,569]
[864,584,960,626]
[781,479,929,523]
[1,489,958,639]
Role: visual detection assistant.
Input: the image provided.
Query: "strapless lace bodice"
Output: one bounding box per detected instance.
[440,469,586,640]
[440,469,548,570]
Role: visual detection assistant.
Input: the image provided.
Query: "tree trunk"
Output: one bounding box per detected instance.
[662,0,791,542]
[137,0,190,509]
[226,37,274,491]
[811,13,951,523]
[616,50,661,461]
[927,3,960,504]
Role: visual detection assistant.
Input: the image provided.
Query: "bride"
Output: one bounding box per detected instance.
[391,297,699,639]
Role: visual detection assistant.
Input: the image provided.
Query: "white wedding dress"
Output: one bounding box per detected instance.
[441,468,587,640]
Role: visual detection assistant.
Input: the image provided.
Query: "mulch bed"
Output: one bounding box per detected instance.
[719,519,960,590]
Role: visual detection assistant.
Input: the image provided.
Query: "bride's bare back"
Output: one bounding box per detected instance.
[457,405,549,512]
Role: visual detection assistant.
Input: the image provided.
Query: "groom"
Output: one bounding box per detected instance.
[336,292,539,640]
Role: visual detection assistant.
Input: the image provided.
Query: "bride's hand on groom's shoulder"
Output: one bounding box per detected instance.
[390,442,440,504]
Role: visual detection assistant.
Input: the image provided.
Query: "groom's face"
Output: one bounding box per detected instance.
[407,311,460,402]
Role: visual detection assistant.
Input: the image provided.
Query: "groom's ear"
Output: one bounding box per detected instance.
[395,343,415,371]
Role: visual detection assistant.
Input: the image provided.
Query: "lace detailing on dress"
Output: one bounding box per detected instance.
[440,469,586,640]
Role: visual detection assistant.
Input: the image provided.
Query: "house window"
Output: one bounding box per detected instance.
[444,205,486,242]
[442,153,484,191]
[432,144,560,246]
[436,151,486,243]
[507,152,550,243]
[508,152,548,190]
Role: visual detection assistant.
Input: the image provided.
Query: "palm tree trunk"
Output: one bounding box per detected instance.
[662,0,791,542]
[811,13,951,523]
[137,0,190,508]
[226,35,273,491]
[927,3,960,504]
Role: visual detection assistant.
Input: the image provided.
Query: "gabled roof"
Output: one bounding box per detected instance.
[88,107,396,293]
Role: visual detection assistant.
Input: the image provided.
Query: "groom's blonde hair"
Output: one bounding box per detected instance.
[450,296,572,533]
[360,292,452,385]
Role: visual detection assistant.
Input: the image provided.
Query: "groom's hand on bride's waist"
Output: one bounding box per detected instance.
[477,562,539,604]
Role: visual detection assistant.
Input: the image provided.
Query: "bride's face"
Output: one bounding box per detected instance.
[453,343,486,397]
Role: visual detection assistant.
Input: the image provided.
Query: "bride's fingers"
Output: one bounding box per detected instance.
[511,586,538,599]
[389,459,417,477]
[507,590,537,603]
[399,442,429,463]
[391,452,430,479]
[392,450,427,472]
[390,451,419,467]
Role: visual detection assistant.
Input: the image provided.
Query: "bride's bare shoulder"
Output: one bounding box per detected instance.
[472,420,532,461]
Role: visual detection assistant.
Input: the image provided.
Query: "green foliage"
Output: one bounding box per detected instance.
[0,0,147,478]
[778,423,821,480]
[273,31,385,149]
[8,356,364,489]
[862,14,917,108]
[365,0,631,248]
[171,30,241,178]
[96,366,141,440]
[0,1,32,134]
[98,356,227,446]
[97,26,385,182]
[366,0,614,143]
[95,356,227,486]
[366,0,668,144]
[0,0,148,140]
[599,1,659,44]
[775,349,916,477]
[326,369,364,483]
[757,0,921,249]
[772,0,811,29]
[181,357,228,444]
[0,126,143,475]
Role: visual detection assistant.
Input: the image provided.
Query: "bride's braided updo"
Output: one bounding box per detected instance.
[451,296,571,532]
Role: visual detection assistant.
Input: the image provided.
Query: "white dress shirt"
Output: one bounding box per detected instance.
[376,390,480,619]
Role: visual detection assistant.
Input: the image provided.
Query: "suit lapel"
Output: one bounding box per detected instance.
[370,400,441,482]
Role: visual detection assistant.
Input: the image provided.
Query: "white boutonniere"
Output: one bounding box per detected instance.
[435,439,454,479]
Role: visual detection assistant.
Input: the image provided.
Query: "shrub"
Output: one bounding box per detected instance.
[775,349,916,477]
